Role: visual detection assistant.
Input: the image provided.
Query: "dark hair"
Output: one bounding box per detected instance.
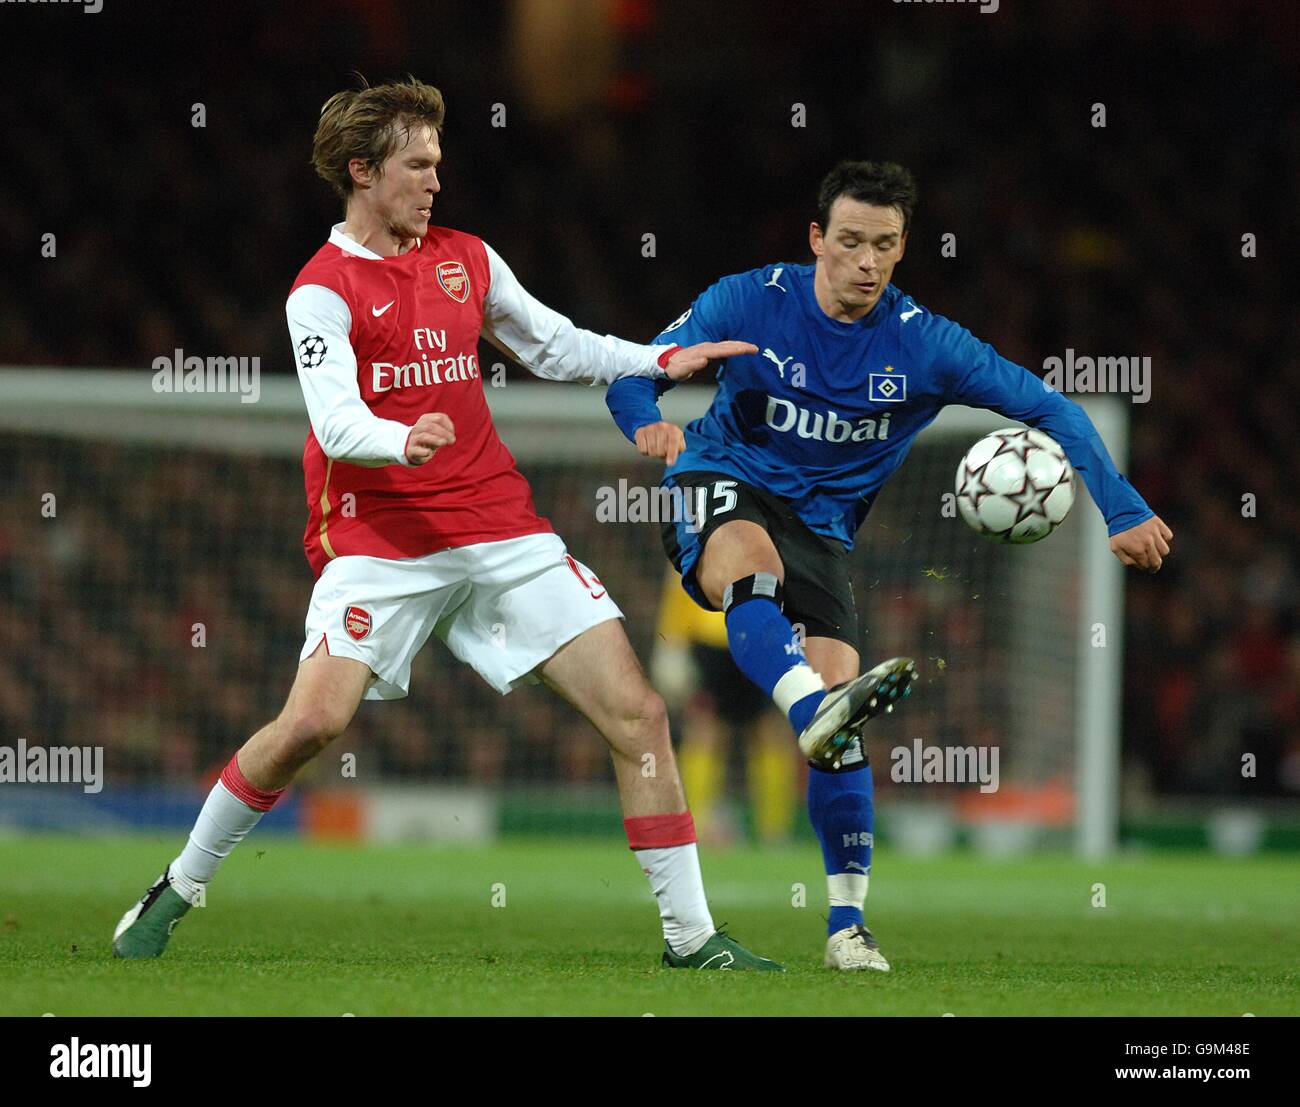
[815,160,918,235]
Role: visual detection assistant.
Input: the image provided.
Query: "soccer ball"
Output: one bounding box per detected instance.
[955,428,1075,544]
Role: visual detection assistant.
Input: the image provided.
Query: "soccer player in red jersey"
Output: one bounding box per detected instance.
[113,77,778,971]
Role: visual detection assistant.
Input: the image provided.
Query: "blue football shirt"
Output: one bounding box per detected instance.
[607,262,1152,548]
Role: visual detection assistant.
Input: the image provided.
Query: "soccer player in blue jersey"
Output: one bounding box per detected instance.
[606,161,1173,971]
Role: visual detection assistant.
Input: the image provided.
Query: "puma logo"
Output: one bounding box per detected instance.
[764,267,787,291]
[899,302,922,322]
[762,348,794,379]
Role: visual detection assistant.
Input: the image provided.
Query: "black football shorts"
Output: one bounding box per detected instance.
[660,469,860,649]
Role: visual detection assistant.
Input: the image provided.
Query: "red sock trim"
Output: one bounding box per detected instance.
[220,753,285,812]
[625,811,697,850]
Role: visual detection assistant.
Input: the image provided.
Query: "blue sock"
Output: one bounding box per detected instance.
[807,760,874,936]
[722,573,825,734]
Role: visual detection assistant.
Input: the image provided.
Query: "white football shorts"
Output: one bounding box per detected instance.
[298,532,623,699]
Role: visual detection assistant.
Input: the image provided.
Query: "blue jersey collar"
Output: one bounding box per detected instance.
[794,265,902,333]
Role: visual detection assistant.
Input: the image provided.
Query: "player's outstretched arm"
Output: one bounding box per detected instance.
[480,242,673,384]
[662,341,759,380]
[480,242,756,385]
[921,312,1168,572]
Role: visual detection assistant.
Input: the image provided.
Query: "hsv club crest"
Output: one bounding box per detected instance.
[435,260,470,303]
[344,605,372,641]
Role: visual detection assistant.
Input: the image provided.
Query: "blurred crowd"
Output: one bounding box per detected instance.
[1,1,1296,796]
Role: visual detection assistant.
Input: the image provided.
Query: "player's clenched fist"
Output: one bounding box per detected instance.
[404,412,456,465]
[1110,515,1173,572]
[635,421,686,465]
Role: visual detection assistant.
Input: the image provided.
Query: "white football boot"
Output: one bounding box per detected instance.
[798,657,917,770]
[825,923,892,972]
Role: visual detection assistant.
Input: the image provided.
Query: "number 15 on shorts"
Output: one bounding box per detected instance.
[704,480,738,523]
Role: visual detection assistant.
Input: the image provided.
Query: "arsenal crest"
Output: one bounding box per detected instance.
[435,260,470,303]
[343,605,372,641]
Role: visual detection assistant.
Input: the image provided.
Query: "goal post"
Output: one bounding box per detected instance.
[1074,398,1127,859]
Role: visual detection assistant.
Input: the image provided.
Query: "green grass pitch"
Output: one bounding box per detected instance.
[1,835,1296,1016]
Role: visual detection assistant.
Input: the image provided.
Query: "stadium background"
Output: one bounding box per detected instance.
[1,0,1297,853]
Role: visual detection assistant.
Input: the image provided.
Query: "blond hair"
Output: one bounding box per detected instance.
[312,75,446,200]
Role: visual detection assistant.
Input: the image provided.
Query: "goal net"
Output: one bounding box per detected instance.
[0,368,1124,854]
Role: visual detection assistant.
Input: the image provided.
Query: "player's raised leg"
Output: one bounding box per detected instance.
[694,518,822,730]
[537,618,782,971]
[803,636,890,972]
[694,517,914,767]
[112,645,371,958]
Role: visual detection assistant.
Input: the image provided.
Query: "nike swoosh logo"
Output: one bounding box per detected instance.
[372,301,395,317]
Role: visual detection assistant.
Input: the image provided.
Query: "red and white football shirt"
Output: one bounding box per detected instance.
[286,224,670,577]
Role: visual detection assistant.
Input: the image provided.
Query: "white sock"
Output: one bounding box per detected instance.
[634,843,715,956]
[827,873,868,919]
[772,664,826,715]
[170,780,268,902]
